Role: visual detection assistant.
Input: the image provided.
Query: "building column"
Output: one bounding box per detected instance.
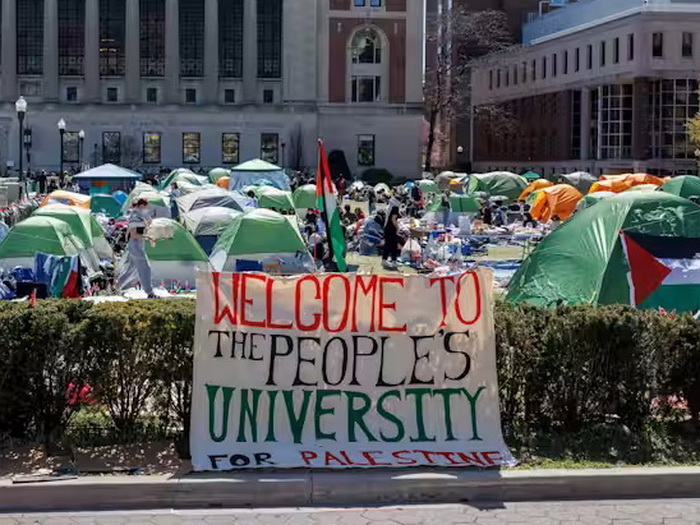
[204,0,219,104]
[1,0,17,101]
[125,0,141,103]
[84,0,101,103]
[580,87,591,161]
[243,0,258,103]
[43,0,60,101]
[165,0,180,104]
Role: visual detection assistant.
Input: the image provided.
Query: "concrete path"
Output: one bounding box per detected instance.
[2,500,700,524]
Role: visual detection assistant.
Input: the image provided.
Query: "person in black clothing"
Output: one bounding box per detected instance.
[382,198,401,268]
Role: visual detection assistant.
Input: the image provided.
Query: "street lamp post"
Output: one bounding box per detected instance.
[15,97,27,185]
[57,118,66,178]
[78,129,85,172]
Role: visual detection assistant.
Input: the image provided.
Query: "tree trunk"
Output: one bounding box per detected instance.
[424,109,439,172]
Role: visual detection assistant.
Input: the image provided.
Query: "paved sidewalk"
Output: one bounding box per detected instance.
[2,500,700,524]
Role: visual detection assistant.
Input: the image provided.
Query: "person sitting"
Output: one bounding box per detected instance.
[341,204,357,226]
[360,211,385,256]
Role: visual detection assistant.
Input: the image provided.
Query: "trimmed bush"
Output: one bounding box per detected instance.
[0,299,699,462]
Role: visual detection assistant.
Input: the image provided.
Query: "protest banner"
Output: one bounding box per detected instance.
[190,269,515,470]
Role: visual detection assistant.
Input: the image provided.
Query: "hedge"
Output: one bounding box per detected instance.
[1,299,699,459]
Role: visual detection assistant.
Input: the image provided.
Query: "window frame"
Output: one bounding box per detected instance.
[224,88,236,104]
[357,134,376,167]
[682,32,693,58]
[613,37,620,64]
[628,33,635,61]
[221,132,240,164]
[102,131,121,164]
[142,132,162,164]
[351,75,382,103]
[652,32,664,58]
[182,132,201,164]
[106,86,118,102]
[146,87,158,103]
[185,88,197,104]
[260,133,280,164]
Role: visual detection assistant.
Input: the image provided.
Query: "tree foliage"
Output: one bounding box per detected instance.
[424,4,516,171]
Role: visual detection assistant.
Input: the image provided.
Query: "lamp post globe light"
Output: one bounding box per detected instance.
[78,129,85,172]
[57,118,66,179]
[15,96,27,185]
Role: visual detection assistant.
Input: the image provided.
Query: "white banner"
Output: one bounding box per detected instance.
[190,269,515,470]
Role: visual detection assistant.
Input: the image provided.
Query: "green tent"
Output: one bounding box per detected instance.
[159,168,195,190]
[256,186,295,212]
[209,168,230,183]
[626,184,658,192]
[34,204,113,259]
[467,172,527,202]
[210,209,314,273]
[0,216,86,268]
[576,191,615,211]
[90,194,123,218]
[293,184,317,209]
[657,176,700,200]
[171,172,207,187]
[507,192,700,311]
[123,184,171,218]
[522,171,541,182]
[182,207,242,237]
[146,219,208,262]
[450,194,481,212]
[418,179,439,194]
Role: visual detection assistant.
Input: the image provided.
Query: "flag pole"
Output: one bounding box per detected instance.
[317,139,337,270]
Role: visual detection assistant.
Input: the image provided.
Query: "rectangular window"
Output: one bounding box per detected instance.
[351,76,381,102]
[575,47,580,71]
[628,33,634,60]
[99,0,126,76]
[66,86,78,102]
[496,69,501,88]
[489,70,493,90]
[513,65,518,86]
[263,89,274,103]
[541,56,547,79]
[17,0,44,75]
[600,41,606,67]
[58,0,85,76]
[185,88,197,104]
[143,132,161,163]
[102,131,121,164]
[180,0,204,76]
[224,88,236,104]
[260,133,279,164]
[354,0,365,5]
[140,0,165,76]
[62,131,80,163]
[370,0,381,6]
[613,37,620,64]
[522,61,527,84]
[222,133,240,164]
[219,0,243,77]
[106,87,118,102]
[531,59,536,82]
[182,132,201,164]
[652,32,663,57]
[357,134,375,167]
[146,87,158,103]
[563,50,568,74]
[587,44,593,69]
[258,0,282,78]
[683,32,693,58]
[552,53,557,77]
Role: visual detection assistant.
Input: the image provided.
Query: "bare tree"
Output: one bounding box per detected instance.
[121,135,142,170]
[424,5,515,171]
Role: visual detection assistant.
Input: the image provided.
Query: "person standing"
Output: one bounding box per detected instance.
[441,190,451,227]
[382,197,401,269]
[169,183,181,219]
[118,198,156,298]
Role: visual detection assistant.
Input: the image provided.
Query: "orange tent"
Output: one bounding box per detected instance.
[530,184,583,222]
[216,176,230,190]
[518,179,553,201]
[590,173,663,194]
[40,190,91,208]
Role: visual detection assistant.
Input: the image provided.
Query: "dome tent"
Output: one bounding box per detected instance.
[529,184,583,222]
[229,159,290,191]
[41,190,91,208]
[90,194,123,219]
[33,204,113,260]
[208,167,231,183]
[657,176,700,200]
[576,191,616,211]
[507,192,700,311]
[293,184,317,210]
[418,179,439,194]
[181,207,242,255]
[176,187,246,215]
[210,209,314,274]
[519,179,553,201]
[117,218,209,291]
[559,172,597,193]
[255,186,295,212]
[123,183,170,218]
[467,172,527,202]
[0,216,86,270]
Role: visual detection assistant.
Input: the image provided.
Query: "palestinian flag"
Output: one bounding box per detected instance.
[621,230,700,307]
[316,139,347,272]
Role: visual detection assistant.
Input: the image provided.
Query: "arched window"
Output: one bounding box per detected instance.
[352,29,381,64]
